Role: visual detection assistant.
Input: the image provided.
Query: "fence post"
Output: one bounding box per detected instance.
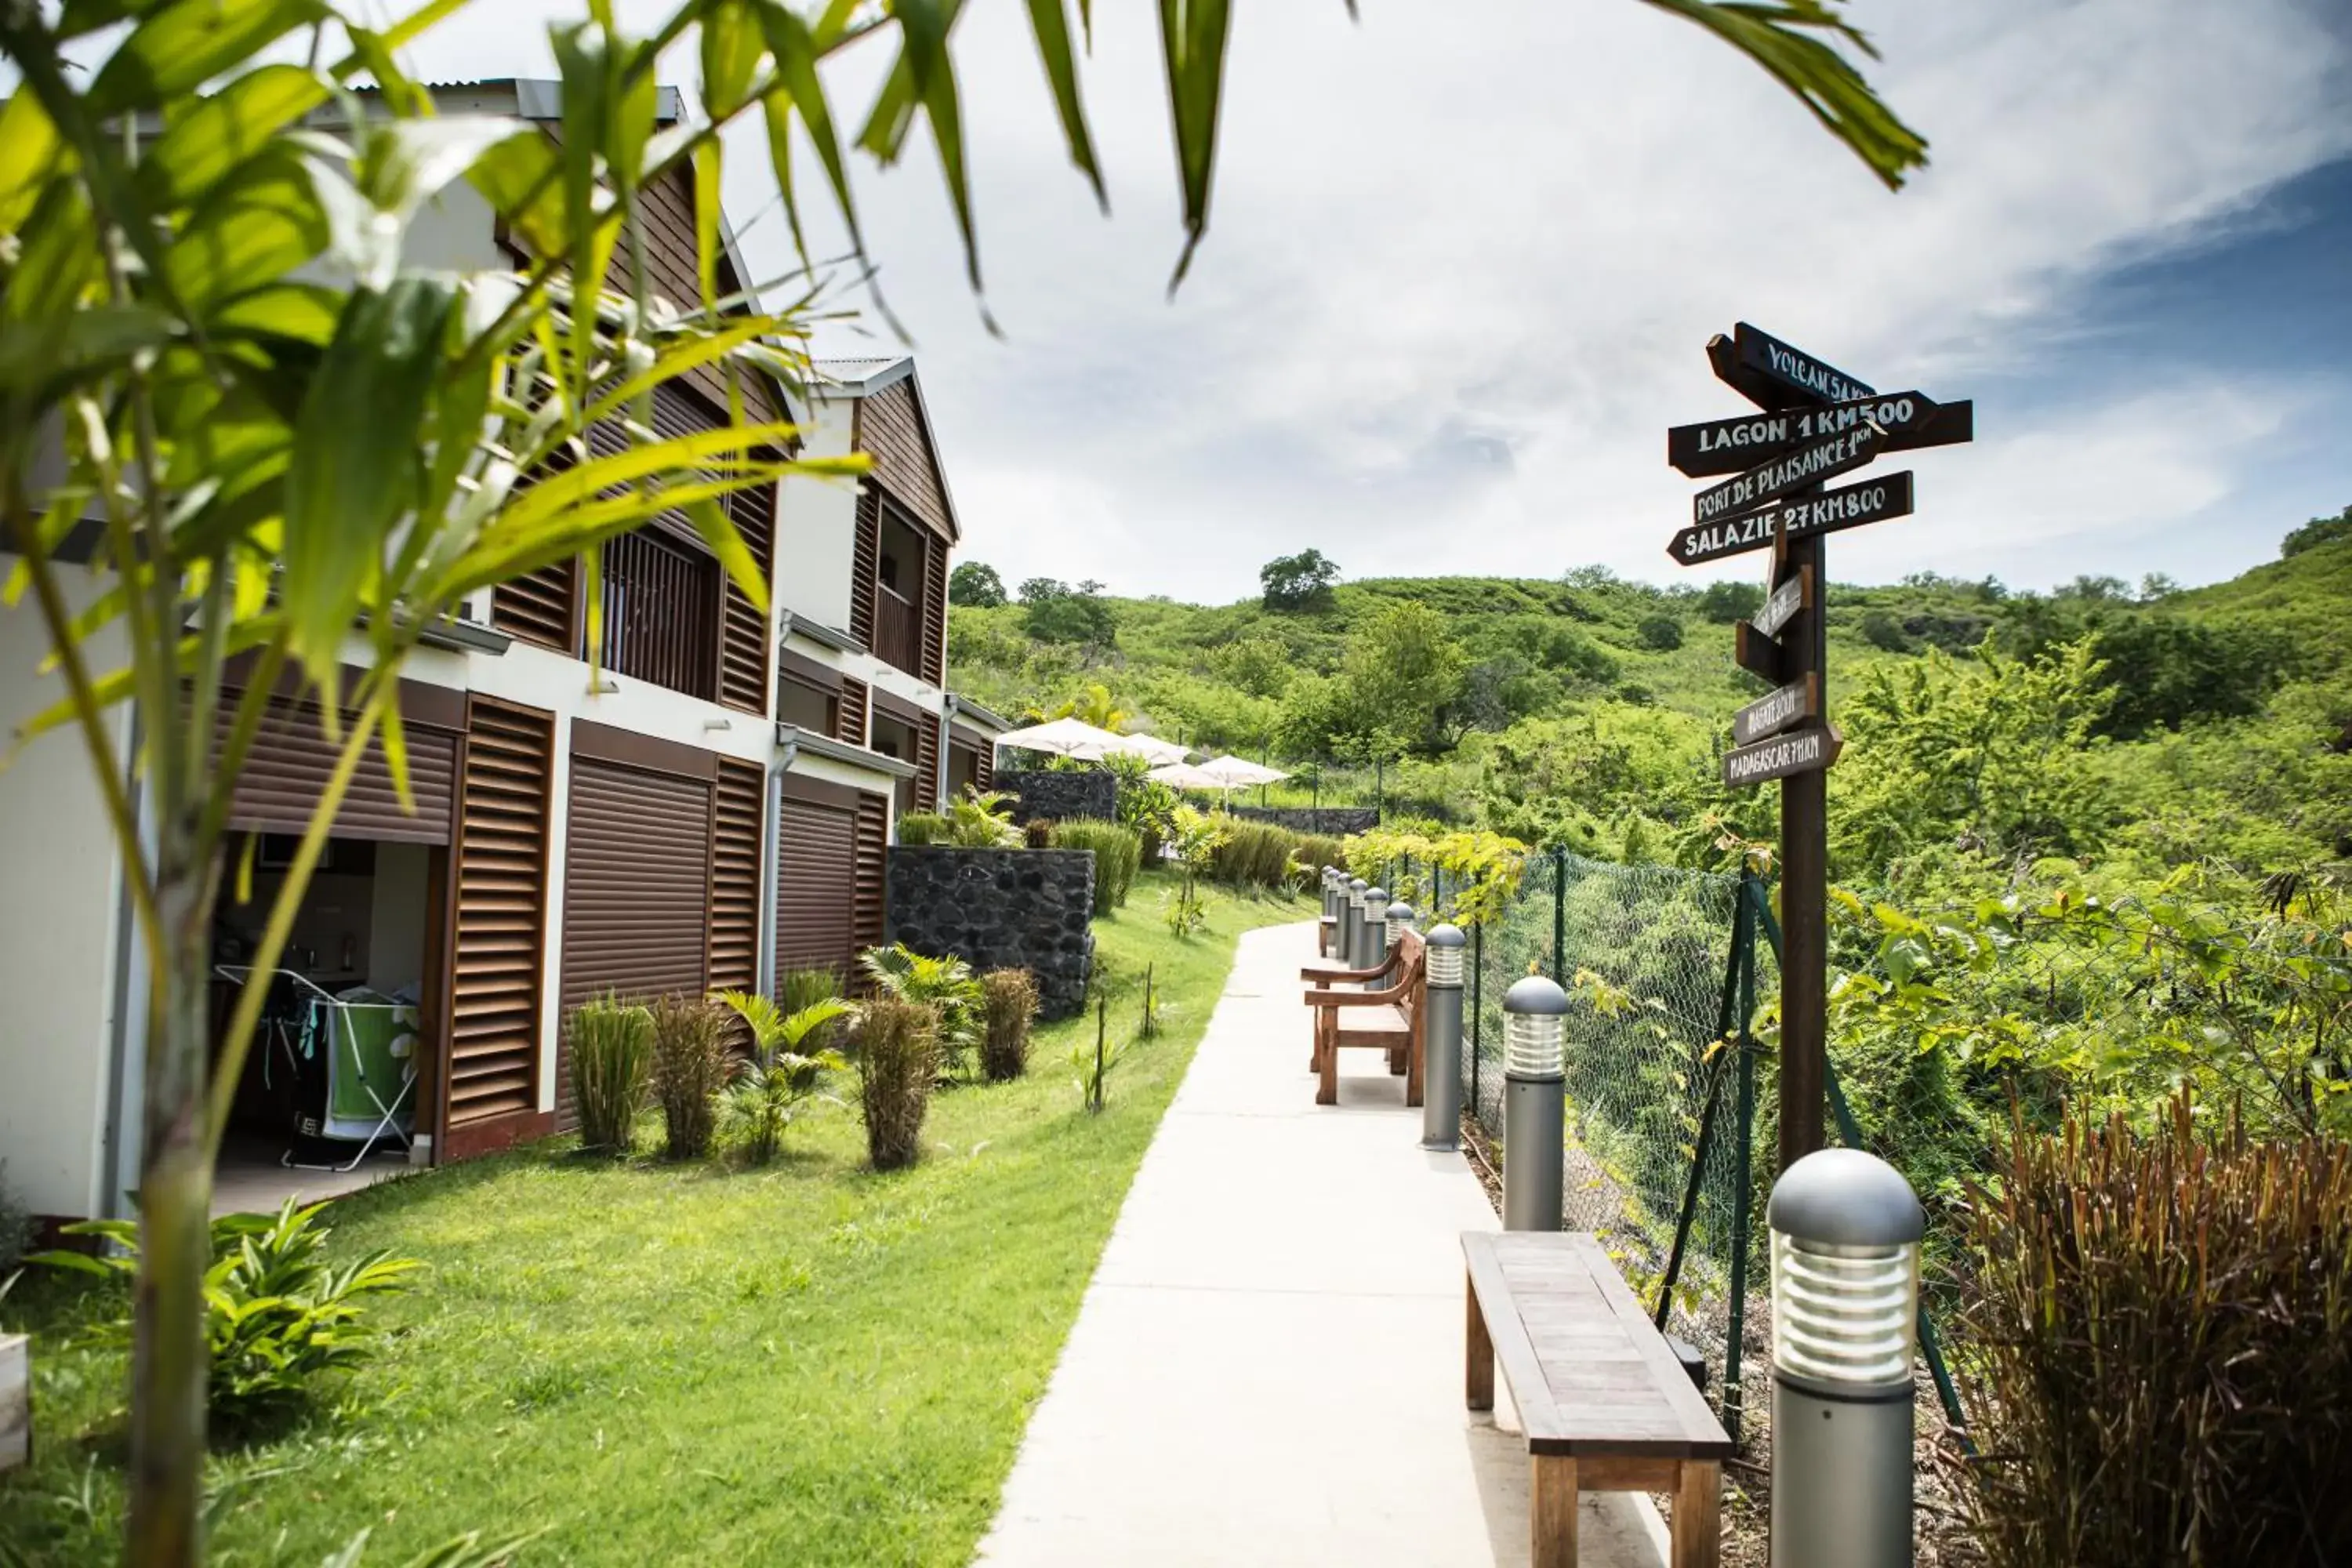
[1469,922,1484,1116]
[1722,899,1759,1442]
[1551,844,1568,986]
[1654,874,1756,1328]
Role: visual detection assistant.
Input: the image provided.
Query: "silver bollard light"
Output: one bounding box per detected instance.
[1320,868,1340,956]
[1769,1148,1925,1568]
[1344,877,1369,971]
[1500,975,1569,1231]
[1359,888,1388,974]
[1385,900,1416,950]
[1420,924,1467,1150]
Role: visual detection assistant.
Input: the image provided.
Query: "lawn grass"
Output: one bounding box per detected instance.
[0,874,1310,1567]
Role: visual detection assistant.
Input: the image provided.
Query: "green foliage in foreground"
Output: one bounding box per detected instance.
[0,878,1308,1566]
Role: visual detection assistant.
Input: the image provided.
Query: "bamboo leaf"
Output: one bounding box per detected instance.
[684,495,768,615]
[758,2,869,271]
[895,0,986,297]
[702,0,764,119]
[86,0,329,118]
[1024,0,1106,210]
[0,87,64,235]
[1635,0,1927,188]
[0,305,179,404]
[282,277,456,689]
[163,147,332,314]
[1157,0,1232,291]
[693,139,724,313]
[486,422,799,536]
[379,696,416,816]
[210,281,343,347]
[137,64,330,212]
[581,318,778,423]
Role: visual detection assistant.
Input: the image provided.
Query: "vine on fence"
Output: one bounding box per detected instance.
[1343,826,1529,928]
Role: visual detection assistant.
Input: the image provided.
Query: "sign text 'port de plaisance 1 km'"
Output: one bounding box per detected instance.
[1691,421,1882,526]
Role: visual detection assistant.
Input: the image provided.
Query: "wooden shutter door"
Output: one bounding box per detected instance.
[709,758,764,1046]
[837,677,869,747]
[913,712,941,812]
[210,697,458,844]
[445,698,556,1159]
[921,539,947,687]
[850,490,880,647]
[559,757,714,1128]
[775,782,858,985]
[855,792,887,956]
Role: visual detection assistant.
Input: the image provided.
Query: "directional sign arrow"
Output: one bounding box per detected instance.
[1723,723,1843,789]
[1671,471,1916,567]
[1732,673,1820,746]
[1733,620,1789,685]
[1667,393,1973,477]
[1751,566,1812,640]
[1708,323,1872,412]
[1693,423,1883,527]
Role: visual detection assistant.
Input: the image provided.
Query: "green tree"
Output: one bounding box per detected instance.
[1022,578,1118,648]
[1637,613,1686,651]
[2282,504,2351,557]
[1260,548,1340,612]
[1861,608,1911,652]
[1699,580,1766,623]
[950,560,1007,607]
[1210,633,1295,698]
[0,0,1924,1554]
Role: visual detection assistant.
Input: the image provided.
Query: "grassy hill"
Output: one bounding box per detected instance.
[948,517,2352,889]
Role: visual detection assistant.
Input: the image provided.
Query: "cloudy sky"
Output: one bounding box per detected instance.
[172,3,2352,600]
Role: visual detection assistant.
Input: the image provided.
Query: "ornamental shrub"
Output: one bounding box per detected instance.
[1957,1099,2352,1568]
[647,993,731,1160]
[1056,819,1142,912]
[979,969,1040,1082]
[897,811,950,846]
[568,994,654,1153]
[858,998,940,1171]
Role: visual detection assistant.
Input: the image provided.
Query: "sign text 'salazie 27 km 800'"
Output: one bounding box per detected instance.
[1666,322,1973,1165]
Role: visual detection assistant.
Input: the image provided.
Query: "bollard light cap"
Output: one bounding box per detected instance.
[1424,923,1468,950]
[1385,901,1415,925]
[1768,1148,1924,1247]
[1363,887,1387,909]
[1501,974,1570,1015]
[1348,877,1367,892]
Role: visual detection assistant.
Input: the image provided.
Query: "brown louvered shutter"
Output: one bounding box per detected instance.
[921,541,947,687]
[558,757,714,1128]
[913,711,941,812]
[718,477,775,713]
[775,783,858,985]
[212,697,457,844]
[708,758,764,1037]
[854,791,887,957]
[445,697,555,1159]
[492,561,579,652]
[836,677,869,747]
[975,739,993,790]
[849,490,880,648]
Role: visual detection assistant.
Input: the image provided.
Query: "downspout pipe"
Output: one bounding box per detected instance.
[757,728,800,999]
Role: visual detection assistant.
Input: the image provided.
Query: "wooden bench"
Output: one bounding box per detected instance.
[1463,1232,1732,1568]
[1299,927,1424,1108]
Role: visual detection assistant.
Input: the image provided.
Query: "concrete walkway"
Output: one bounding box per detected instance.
[976,921,1669,1567]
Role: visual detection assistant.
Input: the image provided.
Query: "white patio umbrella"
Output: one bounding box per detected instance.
[1101,731,1190,766]
[1147,762,1233,792]
[991,716,1129,760]
[1196,754,1290,787]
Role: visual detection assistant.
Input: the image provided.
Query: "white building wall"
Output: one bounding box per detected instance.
[0,566,133,1220]
[774,397,862,633]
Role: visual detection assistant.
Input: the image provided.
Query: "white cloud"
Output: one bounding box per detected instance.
[386,0,2352,601]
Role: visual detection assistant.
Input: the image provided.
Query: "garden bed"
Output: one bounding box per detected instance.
[0,873,1309,1566]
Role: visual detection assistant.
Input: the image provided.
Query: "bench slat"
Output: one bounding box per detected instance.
[1464,1232,1734,1460]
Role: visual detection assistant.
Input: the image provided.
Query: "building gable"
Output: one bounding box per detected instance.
[854,374,959,544]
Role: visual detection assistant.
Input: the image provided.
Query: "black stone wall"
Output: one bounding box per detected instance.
[1230,805,1380,836]
[994,769,1119,826]
[885,847,1096,1020]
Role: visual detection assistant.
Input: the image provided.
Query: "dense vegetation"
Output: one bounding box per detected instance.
[950,507,2352,904]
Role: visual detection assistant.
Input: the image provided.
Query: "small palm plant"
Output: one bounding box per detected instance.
[943,787,1023,848]
[714,992,858,1166]
[859,946,985,1076]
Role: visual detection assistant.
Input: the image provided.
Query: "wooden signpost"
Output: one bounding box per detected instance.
[1667,326,1972,1167]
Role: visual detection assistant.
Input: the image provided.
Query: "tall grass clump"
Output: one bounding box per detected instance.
[1293,833,1347,883]
[568,995,654,1154]
[1957,1098,2352,1568]
[0,1160,33,1274]
[1055,819,1141,913]
[648,993,731,1160]
[858,998,941,1171]
[779,967,845,1051]
[980,970,1040,1081]
[896,811,951,846]
[1210,822,1312,891]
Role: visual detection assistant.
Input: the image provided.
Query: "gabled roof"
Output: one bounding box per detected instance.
[810,355,963,544]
